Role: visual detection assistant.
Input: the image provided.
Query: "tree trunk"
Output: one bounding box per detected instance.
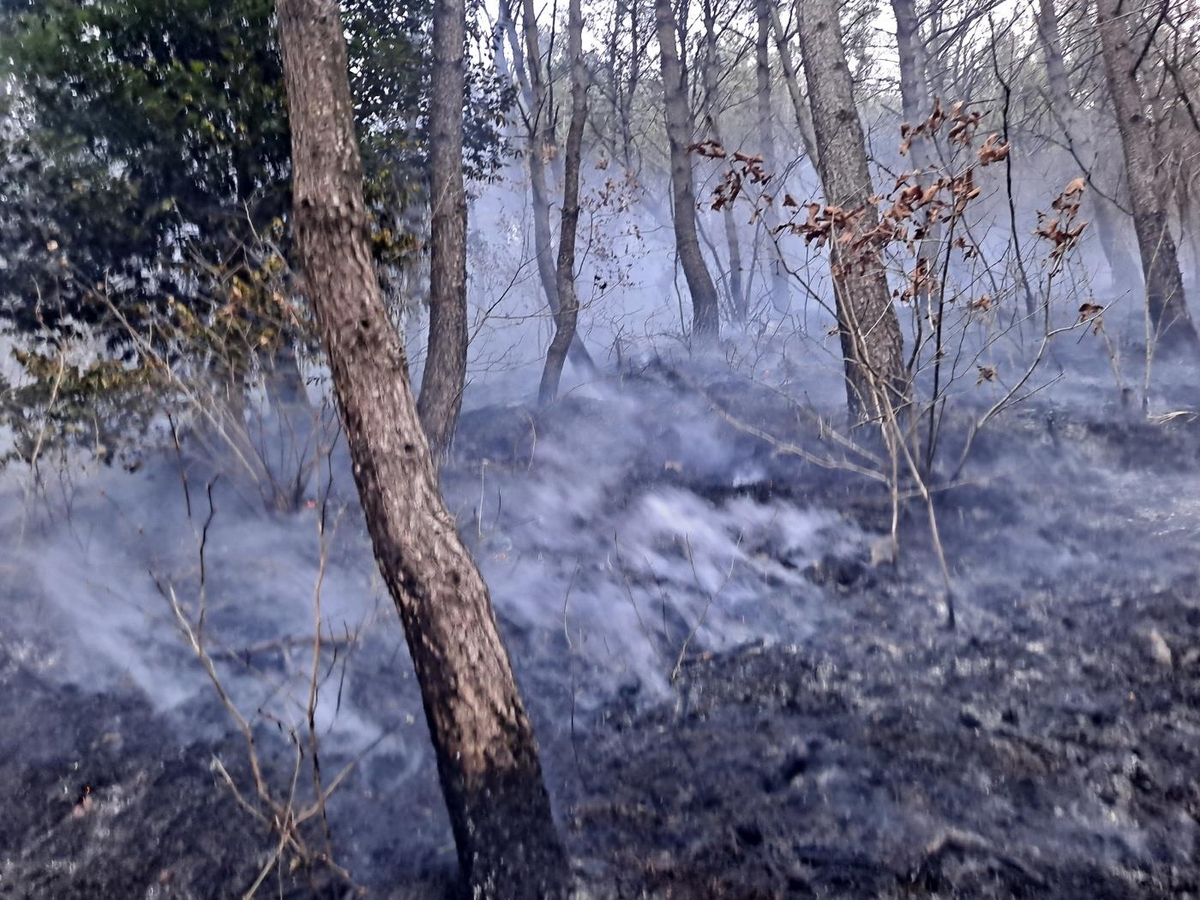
[604,0,640,172]
[621,0,643,172]
[1035,0,1140,288]
[890,0,941,302]
[756,0,791,313]
[653,0,721,340]
[796,0,910,421]
[518,0,599,375]
[891,0,931,135]
[627,0,645,173]
[417,0,469,458]
[767,1,820,169]
[700,0,745,322]
[1095,0,1199,352]
[275,2,568,895]
[540,0,586,405]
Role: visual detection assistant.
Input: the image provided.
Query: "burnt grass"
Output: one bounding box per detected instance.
[3,366,1200,898]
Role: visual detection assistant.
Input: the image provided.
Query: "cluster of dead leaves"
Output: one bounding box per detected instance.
[1078,301,1104,330]
[900,99,1010,167]
[780,200,869,250]
[692,140,772,214]
[900,257,938,304]
[694,101,1093,326]
[1035,177,1088,275]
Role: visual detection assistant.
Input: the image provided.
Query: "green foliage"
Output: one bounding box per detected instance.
[0,0,511,466]
[0,0,510,333]
[0,0,290,340]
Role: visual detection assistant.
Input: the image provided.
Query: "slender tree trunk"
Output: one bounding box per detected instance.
[518,0,560,315]
[498,0,533,111]
[756,0,791,313]
[275,2,568,895]
[1095,0,1198,352]
[518,0,599,375]
[1035,0,1140,288]
[700,0,745,322]
[891,0,941,302]
[767,1,819,169]
[540,0,587,405]
[654,0,721,339]
[891,0,931,134]
[604,0,624,165]
[796,0,910,420]
[621,0,643,172]
[417,0,469,458]
[624,0,643,173]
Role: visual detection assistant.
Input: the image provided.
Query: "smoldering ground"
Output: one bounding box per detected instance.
[3,313,1200,898]
[2,152,1200,898]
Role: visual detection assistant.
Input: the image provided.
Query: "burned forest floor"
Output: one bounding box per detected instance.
[2,354,1199,899]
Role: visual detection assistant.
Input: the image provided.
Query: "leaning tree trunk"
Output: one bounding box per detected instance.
[767,0,819,169]
[416,0,469,458]
[795,0,910,421]
[1095,0,1199,352]
[540,0,586,405]
[517,0,598,376]
[653,0,721,340]
[275,1,568,895]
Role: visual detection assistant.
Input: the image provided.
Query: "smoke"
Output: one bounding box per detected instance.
[4,132,1200,893]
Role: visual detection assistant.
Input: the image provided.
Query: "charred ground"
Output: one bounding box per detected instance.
[2,360,1199,899]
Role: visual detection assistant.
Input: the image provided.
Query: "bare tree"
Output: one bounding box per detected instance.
[417,0,468,457]
[1095,0,1199,351]
[275,0,568,894]
[541,0,588,404]
[515,0,599,376]
[599,0,647,172]
[700,0,746,321]
[756,0,792,312]
[767,0,819,166]
[796,0,910,420]
[1034,0,1140,287]
[890,0,942,302]
[654,0,721,339]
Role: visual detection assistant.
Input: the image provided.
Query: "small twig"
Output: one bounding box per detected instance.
[671,532,741,682]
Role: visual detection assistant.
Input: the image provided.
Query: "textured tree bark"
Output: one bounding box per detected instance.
[275,1,569,895]
[653,0,721,340]
[796,0,910,421]
[518,0,599,376]
[1095,0,1199,352]
[540,0,586,405]
[416,0,468,458]
[1035,0,1140,289]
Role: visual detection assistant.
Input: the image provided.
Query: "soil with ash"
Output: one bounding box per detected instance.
[562,374,1200,899]
[570,587,1199,899]
[2,367,1199,899]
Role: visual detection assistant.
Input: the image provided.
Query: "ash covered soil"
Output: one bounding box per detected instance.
[2,362,1199,899]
